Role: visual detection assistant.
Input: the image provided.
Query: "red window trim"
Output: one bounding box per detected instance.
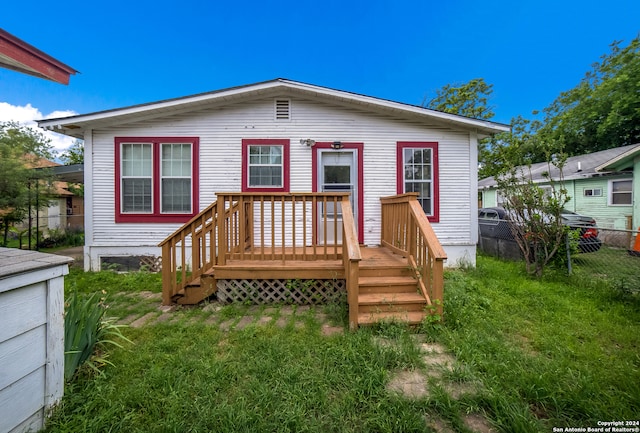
[396,141,439,223]
[241,139,290,192]
[114,137,200,223]
[311,142,365,244]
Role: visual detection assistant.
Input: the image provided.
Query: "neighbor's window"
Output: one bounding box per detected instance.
[396,142,439,222]
[609,179,632,205]
[115,137,199,223]
[241,139,290,192]
[584,188,602,197]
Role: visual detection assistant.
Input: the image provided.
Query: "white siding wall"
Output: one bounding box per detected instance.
[86,96,477,269]
[0,249,68,433]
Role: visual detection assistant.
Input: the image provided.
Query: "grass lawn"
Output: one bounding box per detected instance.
[44,255,640,433]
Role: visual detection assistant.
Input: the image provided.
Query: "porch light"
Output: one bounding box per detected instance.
[331,141,343,150]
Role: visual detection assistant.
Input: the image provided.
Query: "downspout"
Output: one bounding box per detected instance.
[633,156,640,230]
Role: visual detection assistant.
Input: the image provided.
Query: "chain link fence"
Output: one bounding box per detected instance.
[479,216,640,294]
[569,227,640,294]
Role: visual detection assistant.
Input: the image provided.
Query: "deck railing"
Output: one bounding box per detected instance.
[159,192,361,305]
[380,193,447,316]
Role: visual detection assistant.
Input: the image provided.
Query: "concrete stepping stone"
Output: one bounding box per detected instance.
[256,316,272,326]
[130,312,158,328]
[462,413,497,433]
[219,319,235,332]
[387,370,430,399]
[154,313,173,324]
[235,316,254,330]
[204,315,219,325]
[321,325,343,336]
[279,306,294,316]
[117,313,140,325]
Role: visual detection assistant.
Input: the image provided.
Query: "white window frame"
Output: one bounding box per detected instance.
[401,147,434,215]
[584,188,602,197]
[121,142,153,214]
[248,145,284,189]
[160,143,193,214]
[608,179,633,206]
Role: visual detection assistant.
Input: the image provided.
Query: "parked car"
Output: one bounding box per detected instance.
[478,207,602,253]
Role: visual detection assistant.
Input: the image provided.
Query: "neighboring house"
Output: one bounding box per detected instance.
[23,156,84,234]
[38,79,509,271]
[478,143,640,230]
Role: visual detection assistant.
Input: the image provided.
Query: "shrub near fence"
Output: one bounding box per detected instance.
[478,217,640,293]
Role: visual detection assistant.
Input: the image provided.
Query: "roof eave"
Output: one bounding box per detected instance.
[595,145,640,172]
[37,79,511,137]
[0,28,77,84]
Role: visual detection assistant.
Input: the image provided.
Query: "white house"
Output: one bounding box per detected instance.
[38,79,509,271]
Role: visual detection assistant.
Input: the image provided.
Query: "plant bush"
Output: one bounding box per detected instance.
[64,291,131,381]
[39,228,84,249]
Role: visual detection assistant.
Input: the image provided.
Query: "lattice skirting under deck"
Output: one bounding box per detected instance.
[216,279,346,305]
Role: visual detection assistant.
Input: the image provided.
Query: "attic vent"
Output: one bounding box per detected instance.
[275,99,290,120]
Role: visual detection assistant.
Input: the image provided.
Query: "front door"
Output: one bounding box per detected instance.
[318,149,358,244]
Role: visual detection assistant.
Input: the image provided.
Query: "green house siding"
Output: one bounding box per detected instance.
[479,189,498,208]
[573,177,633,229]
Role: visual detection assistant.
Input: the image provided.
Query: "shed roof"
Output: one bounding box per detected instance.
[37,78,510,139]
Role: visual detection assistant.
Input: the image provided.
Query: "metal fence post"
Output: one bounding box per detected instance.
[566,233,572,275]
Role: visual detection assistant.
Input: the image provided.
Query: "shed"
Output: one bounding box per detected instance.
[0,248,72,433]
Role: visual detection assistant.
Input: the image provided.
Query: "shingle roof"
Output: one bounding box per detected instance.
[479,143,640,188]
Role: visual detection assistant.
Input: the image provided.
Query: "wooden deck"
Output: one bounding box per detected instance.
[160,193,446,328]
[176,245,430,326]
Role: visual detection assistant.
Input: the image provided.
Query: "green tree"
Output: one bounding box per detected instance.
[424,78,495,120]
[539,35,640,155]
[60,139,84,165]
[495,152,571,277]
[424,78,500,174]
[0,122,56,246]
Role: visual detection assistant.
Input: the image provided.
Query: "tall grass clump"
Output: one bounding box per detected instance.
[64,291,131,381]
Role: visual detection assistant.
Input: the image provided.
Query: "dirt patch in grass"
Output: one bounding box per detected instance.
[387,370,431,399]
[425,416,455,433]
[462,412,497,433]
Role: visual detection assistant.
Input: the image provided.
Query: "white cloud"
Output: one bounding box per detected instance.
[0,102,78,155]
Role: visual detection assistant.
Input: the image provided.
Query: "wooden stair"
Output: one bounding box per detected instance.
[173,270,217,305]
[357,261,427,325]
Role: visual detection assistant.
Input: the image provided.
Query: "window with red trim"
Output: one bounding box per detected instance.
[397,142,439,222]
[115,137,199,223]
[241,139,290,192]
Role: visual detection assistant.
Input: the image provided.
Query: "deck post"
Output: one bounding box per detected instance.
[347,260,359,329]
[217,195,227,266]
[161,242,172,305]
[432,258,445,317]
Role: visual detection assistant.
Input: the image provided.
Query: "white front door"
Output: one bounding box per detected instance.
[318,150,358,244]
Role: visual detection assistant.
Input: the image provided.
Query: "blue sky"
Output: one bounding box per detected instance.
[1,0,638,152]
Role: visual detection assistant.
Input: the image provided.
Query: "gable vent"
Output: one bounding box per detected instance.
[275,99,290,120]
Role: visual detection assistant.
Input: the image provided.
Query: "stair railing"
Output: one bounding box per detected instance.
[340,196,361,329]
[158,200,243,305]
[380,193,447,316]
